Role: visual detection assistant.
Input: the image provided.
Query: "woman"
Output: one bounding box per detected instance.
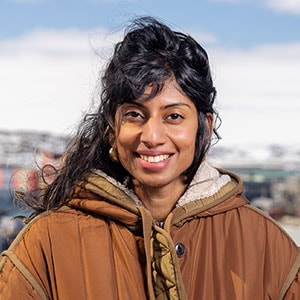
[1,17,299,300]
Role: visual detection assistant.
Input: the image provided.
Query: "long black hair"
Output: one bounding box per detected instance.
[17,16,220,212]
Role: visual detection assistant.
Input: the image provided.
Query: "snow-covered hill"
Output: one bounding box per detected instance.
[208,142,300,171]
[0,130,69,168]
[0,129,300,170]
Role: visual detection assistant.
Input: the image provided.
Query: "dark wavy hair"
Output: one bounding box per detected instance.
[18,16,220,212]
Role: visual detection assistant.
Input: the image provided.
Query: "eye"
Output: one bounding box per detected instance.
[123,110,145,121]
[167,113,184,121]
[125,111,141,118]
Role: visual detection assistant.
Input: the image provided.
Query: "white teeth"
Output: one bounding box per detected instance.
[140,154,169,163]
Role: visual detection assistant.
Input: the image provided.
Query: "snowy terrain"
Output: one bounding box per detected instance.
[1,129,300,169]
[0,130,69,167]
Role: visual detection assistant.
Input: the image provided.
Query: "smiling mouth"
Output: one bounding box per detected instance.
[139,154,171,163]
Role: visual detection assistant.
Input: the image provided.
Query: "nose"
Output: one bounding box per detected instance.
[140,117,166,148]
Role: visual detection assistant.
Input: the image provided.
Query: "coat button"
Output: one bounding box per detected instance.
[175,243,186,257]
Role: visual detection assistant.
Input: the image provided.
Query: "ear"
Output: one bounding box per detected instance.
[110,107,121,148]
[108,124,117,148]
[109,133,116,148]
[206,113,214,137]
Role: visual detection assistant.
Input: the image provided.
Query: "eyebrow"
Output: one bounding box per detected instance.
[163,102,192,109]
[129,101,193,110]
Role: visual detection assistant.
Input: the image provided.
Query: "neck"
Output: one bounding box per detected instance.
[133,180,187,222]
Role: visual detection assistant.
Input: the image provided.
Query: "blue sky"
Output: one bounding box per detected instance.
[1,0,300,47]
[1,0,300,149]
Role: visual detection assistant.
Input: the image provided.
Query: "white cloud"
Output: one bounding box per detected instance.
[209,42,300,146]
[0,28,122,135]
[209,0,300,14]
[264,0,300,14]
[0,27,299,147]
[0,27,121,59]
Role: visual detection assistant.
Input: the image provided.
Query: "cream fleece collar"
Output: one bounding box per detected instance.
[176,161,231,206]
[94,161,231,207]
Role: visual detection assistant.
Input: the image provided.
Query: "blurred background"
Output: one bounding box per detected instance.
[0,0,300,249]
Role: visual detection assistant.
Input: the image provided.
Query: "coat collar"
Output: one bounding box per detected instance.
[68,161,248,227]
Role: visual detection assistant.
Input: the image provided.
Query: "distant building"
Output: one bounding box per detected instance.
[0,149,64,213]
[223,165,300,218]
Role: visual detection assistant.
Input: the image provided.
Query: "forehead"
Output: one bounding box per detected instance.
[132,80,195,108]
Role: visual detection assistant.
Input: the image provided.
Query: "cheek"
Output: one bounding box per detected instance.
[115,136,132,170]
[174,125,198,149]
[116,127,138,157]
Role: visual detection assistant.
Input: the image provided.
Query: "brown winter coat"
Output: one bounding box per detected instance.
[1,167,300,299]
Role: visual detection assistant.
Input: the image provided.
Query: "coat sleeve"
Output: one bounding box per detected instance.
[0,214,52,300]
[281,249,300,299]
[0,250,48,299]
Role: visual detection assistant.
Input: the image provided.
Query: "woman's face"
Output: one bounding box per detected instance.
[114,81,199,191]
